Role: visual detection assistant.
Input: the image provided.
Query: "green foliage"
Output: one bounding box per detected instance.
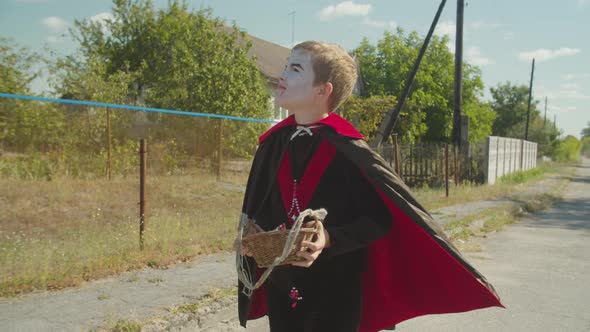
[1,0,272,179]
[552,135,583,161]
[582,136,590,156]
[352,29,494,143]
[489,82,534,137]
[339,95,426,144]
[489,81,561,157]
[55,0,270,162]
[0,38,66,151]
[581,122,590,156]
[497,167,543,185]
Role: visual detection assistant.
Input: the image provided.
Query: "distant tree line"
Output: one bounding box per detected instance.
[0,0,580,179]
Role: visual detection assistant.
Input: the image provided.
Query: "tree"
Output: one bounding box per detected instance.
[581,121,590,139]
[489,82,539,137]
[339,95,426,144]
[55,0,270,159]
[352,29,494,143]
[552,135,583,161]
[0,38,65,152]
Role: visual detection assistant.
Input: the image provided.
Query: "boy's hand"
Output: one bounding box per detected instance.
[291,220,331,268]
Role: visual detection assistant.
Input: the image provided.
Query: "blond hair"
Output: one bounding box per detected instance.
[293,41,358,112]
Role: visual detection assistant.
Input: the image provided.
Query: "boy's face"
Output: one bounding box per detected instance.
[276,49,325,112]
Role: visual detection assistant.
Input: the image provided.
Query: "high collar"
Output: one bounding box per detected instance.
[258,113,364,144]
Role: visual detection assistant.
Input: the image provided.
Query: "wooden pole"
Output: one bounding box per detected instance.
[525,58,535,140]
[139,139,147,250]
[393,134,400,176]
[445,143,449,197]
[216,119,223,181]
[452,0,464,147]
[371,0,448,148]
[454,145,459,186]
[107,107,112,180]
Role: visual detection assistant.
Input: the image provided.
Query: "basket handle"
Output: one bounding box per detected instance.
[236,208,327,297]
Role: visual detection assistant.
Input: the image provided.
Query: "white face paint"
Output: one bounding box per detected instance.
[275,49,323,114]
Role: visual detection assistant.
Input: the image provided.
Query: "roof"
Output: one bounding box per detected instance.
[219,26,290,84]
[247,34,291,83]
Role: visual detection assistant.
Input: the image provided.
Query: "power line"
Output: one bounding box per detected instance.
[0,93,276,124]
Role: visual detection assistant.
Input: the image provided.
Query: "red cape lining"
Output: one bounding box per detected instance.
[249,117,504,331]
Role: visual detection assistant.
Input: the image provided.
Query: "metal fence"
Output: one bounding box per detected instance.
[375,140,487,188]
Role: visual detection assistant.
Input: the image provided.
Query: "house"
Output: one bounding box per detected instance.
[246,33,292,122]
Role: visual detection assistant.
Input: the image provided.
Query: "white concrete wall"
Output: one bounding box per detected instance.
[484,136,538,184]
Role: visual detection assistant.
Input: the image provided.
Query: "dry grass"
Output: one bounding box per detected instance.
[0,169,246,297]
[0,161,568,297]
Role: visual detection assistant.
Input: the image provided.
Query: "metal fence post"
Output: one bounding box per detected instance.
[139,139,147,250]
[107,107,112,180]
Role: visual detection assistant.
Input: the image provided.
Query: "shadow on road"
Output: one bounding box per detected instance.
[520,197,590,231]
[570,175,590,184]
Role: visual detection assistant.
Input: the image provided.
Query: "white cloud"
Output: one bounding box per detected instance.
[563,73,576,80]
[466,46,493,66]
[46,35,66,43]
[89,12,114,34]
[503,31,515,41]
[470,20,502,30]
[560,90,590,100]
[562,73,590,80]
[560,82,579,90]
[90,12,114,25]
[435,20,456,38]
[318,1,371,21]
[550,105,578,113]
[41,16,68,33]
[361,18,396,30]
[518,48,581,62]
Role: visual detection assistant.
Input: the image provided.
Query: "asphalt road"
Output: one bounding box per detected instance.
[199,159,590,332]
[2,159,588,332]
[396,158,590,331]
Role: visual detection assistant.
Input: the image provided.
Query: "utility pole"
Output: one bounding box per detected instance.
[370,0,447,148]
[452,0,464,146]
[525,58,535,140]
[288,11,296,48]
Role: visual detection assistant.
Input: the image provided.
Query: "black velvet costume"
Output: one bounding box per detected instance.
[260,130,391,331]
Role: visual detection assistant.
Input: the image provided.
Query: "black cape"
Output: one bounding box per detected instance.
[238,113,504,332]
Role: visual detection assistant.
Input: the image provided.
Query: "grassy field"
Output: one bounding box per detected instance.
[0,162,566,297]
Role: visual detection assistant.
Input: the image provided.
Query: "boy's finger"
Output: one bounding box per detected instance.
[296,250,314,262]
[291,260,313,268]
[301,240,321,251]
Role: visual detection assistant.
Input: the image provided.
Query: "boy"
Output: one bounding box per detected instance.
[237,41,503,332]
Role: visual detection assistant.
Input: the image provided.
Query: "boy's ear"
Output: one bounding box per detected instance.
[319,82,333,97]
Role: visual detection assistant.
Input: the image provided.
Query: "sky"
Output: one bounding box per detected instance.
[1,0,588,138]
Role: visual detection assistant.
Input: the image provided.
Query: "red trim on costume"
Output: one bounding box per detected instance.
[249,114,504,329]
[277,139,337,225]
[247,139,336,320]
[247,268,268,319]
[357,181,504,332]
[258,113,364,144]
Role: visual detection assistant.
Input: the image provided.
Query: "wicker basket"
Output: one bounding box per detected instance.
[242,225,319,268]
